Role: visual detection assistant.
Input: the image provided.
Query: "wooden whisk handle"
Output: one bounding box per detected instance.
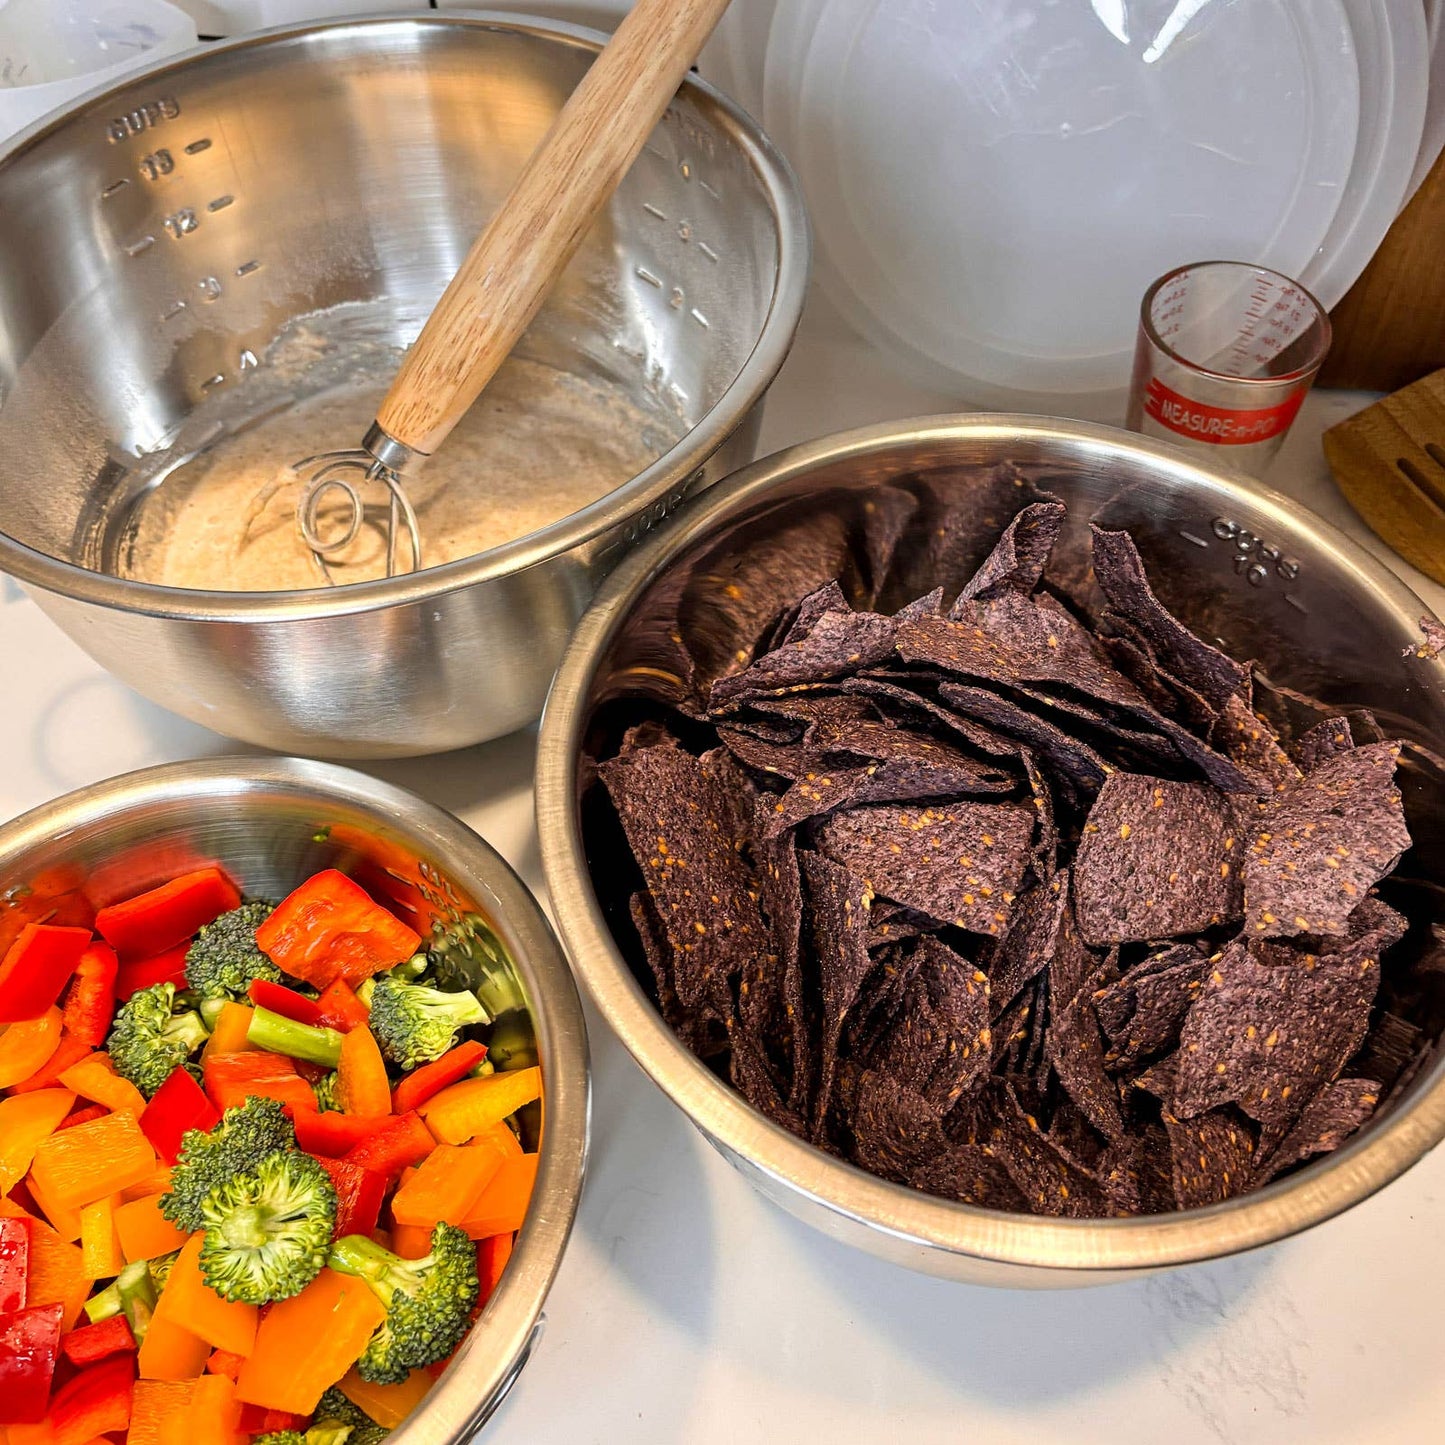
[374,0,733,459]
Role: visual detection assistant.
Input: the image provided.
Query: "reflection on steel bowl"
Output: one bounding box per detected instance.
[537,414,1445,1287]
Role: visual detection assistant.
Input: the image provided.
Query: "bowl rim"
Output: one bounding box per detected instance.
[0,10,811,624]
[536,411,1445,1275]
[0,754,589,1433]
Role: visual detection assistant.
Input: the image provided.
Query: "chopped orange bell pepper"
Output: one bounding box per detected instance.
[136,1312,209,1382]
[151,1236,256,1358]
[78,1196,125,1280]
[389,1223,433,1259]
[113,1195,188,1264]
[120,1167,174,1205]
[200,1002,254,1062]
[0,1198,90,1330]
[28,1110,156,1210]
[458,1153,538,1240]
[0,1089,76,1195]
[202,1051,313,1114]
[0,1008,64,1091]
[418,1067,542,1145]
[57,1054,146,1118]
[337,1368,433,1429]
[7,1035,90,1095]
[335,1026,391,1117]
[235,1268,387,1415]
[127,1380,194,1445]
[390,1143,504,1230]
[476,1231,514,1306]
[204,1349,245,1382]
[25,1168,84,1242]
[159,1369,243,1445]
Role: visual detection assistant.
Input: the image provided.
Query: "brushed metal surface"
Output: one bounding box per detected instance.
[0,755,589,1439]
[536,414,1445,1286]
[0,14,808,758]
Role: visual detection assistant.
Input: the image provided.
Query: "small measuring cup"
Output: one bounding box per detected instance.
[1126,260,1330,470]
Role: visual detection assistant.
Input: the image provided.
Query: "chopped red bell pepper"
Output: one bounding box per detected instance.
[7,1034,91,1094]
[60,941,119,1048]
[59,1313,136,1367]
[314,1157,387,1240]
[342,1110,435,1178]
[114,943,191,1002]
[476,1231,514,1307]
[46,1350,135,1441]
[254,869,421,989]
[246,978,323,1026]
[203,1050,315,1114]
[0,924,94,1024]
[94,867,240,961]
[238,1403,310,1433]
[390,1040,488,1115]
[0,1300,64,1424]
[287,1105,389,1158]
[314,977,370,1033]
[0,1215,29,1313]
[56,1103,109,1131]
[139,1066,221,1165]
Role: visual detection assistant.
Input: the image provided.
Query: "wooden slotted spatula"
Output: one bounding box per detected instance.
[1323,369,1445,586]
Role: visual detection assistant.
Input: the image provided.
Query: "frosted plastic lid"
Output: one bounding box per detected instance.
[790,0,1360,403]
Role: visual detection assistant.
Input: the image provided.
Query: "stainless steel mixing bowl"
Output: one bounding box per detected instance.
[536,414,1445,1287]
[0,13,807,758]
[0,756,588,1435]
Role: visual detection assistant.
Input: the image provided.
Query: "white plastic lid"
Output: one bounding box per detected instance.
[787,0,1360,407]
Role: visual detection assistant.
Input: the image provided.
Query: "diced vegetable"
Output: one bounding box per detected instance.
[59,1313,136,1367]
[337,1366,434,1428]
[314,978,370,1033]
[60,944,118,1049]
[245,1007,343,1070]
[236,1404,309,1434]
[199,1002,253,1061]
[113,1196,188,1265]
[24,1167,83,1242]
[315,1157,387,1242]
[335,1026,390,1117]
[389,1222,432,1259]
[234,1268,387,1415]
[0,927,94,1025]
[0,1009,64,1091]
[391,1144,504,1230]
[138,1069,220,1166]
[287,1106,388,1159]
[254,871,421,989]
[390,1040,487,1115]
[55,1103,108,1131]
[204,1348,245,1381]
[160,1371,242,1445]
[115,947,190,1004]
[136,1311,209,1381]
[127,1379,194,1445]
[29,1111,156,1211]
[0,1090,76,1194]
[150,1236,257,1357]
[417,1067,541,1145]
[0,1302,64,1424]
[120,1168,174,1205]
[82,1260,155,1342]
[246,979,322,1025]
[0,1200,89,1331]
[42,1352,136,1444]
[458,1154,538,1240]
[95,869,240,961]
[7,1036,90,1096]
[476,1231,514,1306]
[0,1216,28,1312]
[57,1054,146,1118]
[342,1112,435,1179]
[78,1197,124,1281]
[202,1051,314,1115]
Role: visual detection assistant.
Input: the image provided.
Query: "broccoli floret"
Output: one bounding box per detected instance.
[254,1434,308,1445]
[248,1006,344,1069]
[256,1430,353,1445]
[185,899,281,1001]
[312,1070,341,1113]
[315,1387,389,1444]
[107,982,210,1098]
[161,1096,297,1231]
[199,1150,337,1304]
[328,1222,479,1384]
[367,974,489,1070]
[83,1259,157,1341]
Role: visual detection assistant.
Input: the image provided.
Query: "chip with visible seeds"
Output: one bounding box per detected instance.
[629,892,727,1058]
[906,1142,1027,1210]
[1171,938,1380,1129]
[1074,774,1244,944]
[711,609,902,706]
[756,829,813,1117]
[1244,742,1411,938]
[1097,946,1211,1074]
[986,1086,1113,1218]
[1293,715,1356,773]
[1253,1077,1380,1184]
[1046,974,1125,1139]
[771,580,852,650]
[817,799,1034,936]
[847,1068,947,1180]
[1211,693,1301,792]
[859,487,920,604]
[952,500,1067,607]
[865,901,943,949]
[1161,1104,1257,1208]
[988,874,1068,1017]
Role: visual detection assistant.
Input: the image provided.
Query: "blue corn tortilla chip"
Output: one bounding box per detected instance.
[1210,693,1301,793]
[1096,945,1211,1074]
[817,799,1034,936]
[1171,937,1380,1129]
[1161,1104,1257,1209]
[711,608,902,707]
[865,900,944,949]
[1046,971,1126,1139]
[988,873,1068,1017]
[952,500,1067,607]
[629,891,728,1059]
[755,828,812,1117]
[1073,774,1244,945]
[906,1141,1028,1210]
[847,1068,948,1180]
[1293,715,1356,772]
[859,486,921,604]
[986,1085,1114,1218]
[1252,1076,1380,1185]
[1243,742,1411,938]
[770,579,852,650]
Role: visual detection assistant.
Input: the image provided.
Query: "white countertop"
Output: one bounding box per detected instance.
[3,304,1443,1445]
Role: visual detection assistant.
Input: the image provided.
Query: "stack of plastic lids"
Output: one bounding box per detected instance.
[700,0,1430,417]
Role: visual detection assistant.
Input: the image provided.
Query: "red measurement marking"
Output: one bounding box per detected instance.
[1143,378,1304,446]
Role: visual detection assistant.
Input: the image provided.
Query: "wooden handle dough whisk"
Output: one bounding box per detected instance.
[289,0,732,581]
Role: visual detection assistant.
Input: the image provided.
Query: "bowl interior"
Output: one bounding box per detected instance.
[0,16,785,577]
[556,418,1445,1274]
[0,756,587,1432]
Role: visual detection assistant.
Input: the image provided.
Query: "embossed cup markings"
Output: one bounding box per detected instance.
[1211,516,1304,591]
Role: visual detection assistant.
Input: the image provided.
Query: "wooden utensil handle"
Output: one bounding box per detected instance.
[375,0,733,458]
